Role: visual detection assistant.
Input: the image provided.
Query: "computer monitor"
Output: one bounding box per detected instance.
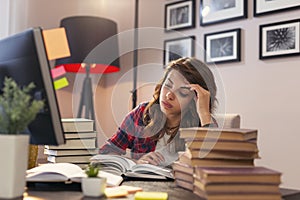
[0,27,65,145]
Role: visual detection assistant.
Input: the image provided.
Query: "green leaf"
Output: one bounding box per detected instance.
[0,77,44,134]
[85,163,100,177]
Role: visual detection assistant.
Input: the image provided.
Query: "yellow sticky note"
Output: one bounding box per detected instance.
[134,192,168,200]
[42,28,70,60]
[53,77,69,90]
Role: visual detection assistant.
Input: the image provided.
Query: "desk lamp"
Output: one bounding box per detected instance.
[55,16,120,120]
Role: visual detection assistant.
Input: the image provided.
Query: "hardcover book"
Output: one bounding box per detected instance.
[185,139,258,152]
[179,128,257,141]
[174,171,193,183]
[193,185,281,200]
[172,161,194,175]
[185,149,259,159]
[47,155,94,163]
[61,118,94,133]
[194,176,280,193]
[45,138,96,150]
[194,166,281,184]
[179,152,254,167]
[44,148,98,156]
[64,131,97,139]
[175,179,194,191]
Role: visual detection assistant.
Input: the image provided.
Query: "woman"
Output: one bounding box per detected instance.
[99,57,217,166]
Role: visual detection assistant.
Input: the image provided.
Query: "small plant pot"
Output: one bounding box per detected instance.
[81,177,107,197]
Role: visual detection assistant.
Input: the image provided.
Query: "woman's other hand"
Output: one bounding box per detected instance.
[189,84,212,125]
[137,152,165,166]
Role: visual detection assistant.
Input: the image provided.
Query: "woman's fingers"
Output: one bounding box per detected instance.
[138,152,165,166]
[188,84,212,125]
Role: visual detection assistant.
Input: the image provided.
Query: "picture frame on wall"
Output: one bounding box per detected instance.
[164,36,195,66]
[165,0,195,31]
[200,0,247,26]
[254,0,300,16]
[259,19,300,59]
[204,28,241,64]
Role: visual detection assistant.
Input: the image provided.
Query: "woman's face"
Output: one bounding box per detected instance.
[159,69,195,117]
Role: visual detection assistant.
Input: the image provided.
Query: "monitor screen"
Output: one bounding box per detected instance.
[0,27,65,145]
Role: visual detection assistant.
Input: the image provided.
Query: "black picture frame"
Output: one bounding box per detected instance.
[163,36,195,66]
[204,28,241,64]
[164,0,195,31]
[200,0,247,26]
[259,19,300,60]
[254,0,300,16]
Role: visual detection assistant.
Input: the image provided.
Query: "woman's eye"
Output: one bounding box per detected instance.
[179,91,189,97]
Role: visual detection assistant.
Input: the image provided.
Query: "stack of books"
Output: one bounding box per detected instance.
[193,166,282,200]
[173,161,194,191]
[179,127,259,167]
[44,118,98,168]
[173,127,260,191]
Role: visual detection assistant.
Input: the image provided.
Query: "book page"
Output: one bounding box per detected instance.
[131,164,174,179]
[91,154,136,172]
[98,171,123,186]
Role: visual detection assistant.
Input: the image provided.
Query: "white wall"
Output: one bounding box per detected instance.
[4,0,300,189]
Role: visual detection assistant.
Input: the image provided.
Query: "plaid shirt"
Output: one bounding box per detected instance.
[99,102,156,159]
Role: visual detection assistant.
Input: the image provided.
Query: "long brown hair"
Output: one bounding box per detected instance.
[142,57,217,144]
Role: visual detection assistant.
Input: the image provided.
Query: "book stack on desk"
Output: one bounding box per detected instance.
[44,118,98,168]
[172,161,194,191]
[178,128,260,167]
[193,166,282,200]
[173,128,260,191]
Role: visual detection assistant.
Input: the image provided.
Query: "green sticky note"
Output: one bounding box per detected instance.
[134,192,168,200]
[54,77,69,90]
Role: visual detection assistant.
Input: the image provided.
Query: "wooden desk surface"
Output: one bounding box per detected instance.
[25,180,300,200]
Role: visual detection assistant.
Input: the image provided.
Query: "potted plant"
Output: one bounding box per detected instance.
[0,77,44,199]
[81,163,107,197]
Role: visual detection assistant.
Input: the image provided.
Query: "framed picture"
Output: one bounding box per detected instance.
[259,19,300,59]
[200,0,247,26]
[204,28,241,64]
[254,0,300,16]
[164,36,195,66]
[165,0,195,31]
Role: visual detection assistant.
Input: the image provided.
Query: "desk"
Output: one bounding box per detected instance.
[24,180,300,200]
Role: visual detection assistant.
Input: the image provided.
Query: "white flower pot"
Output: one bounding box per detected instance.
[81,177,107,197]
[0,134,29,199]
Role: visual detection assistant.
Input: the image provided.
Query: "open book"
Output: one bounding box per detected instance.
[90,154,174,180]
[26,163,123,186]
